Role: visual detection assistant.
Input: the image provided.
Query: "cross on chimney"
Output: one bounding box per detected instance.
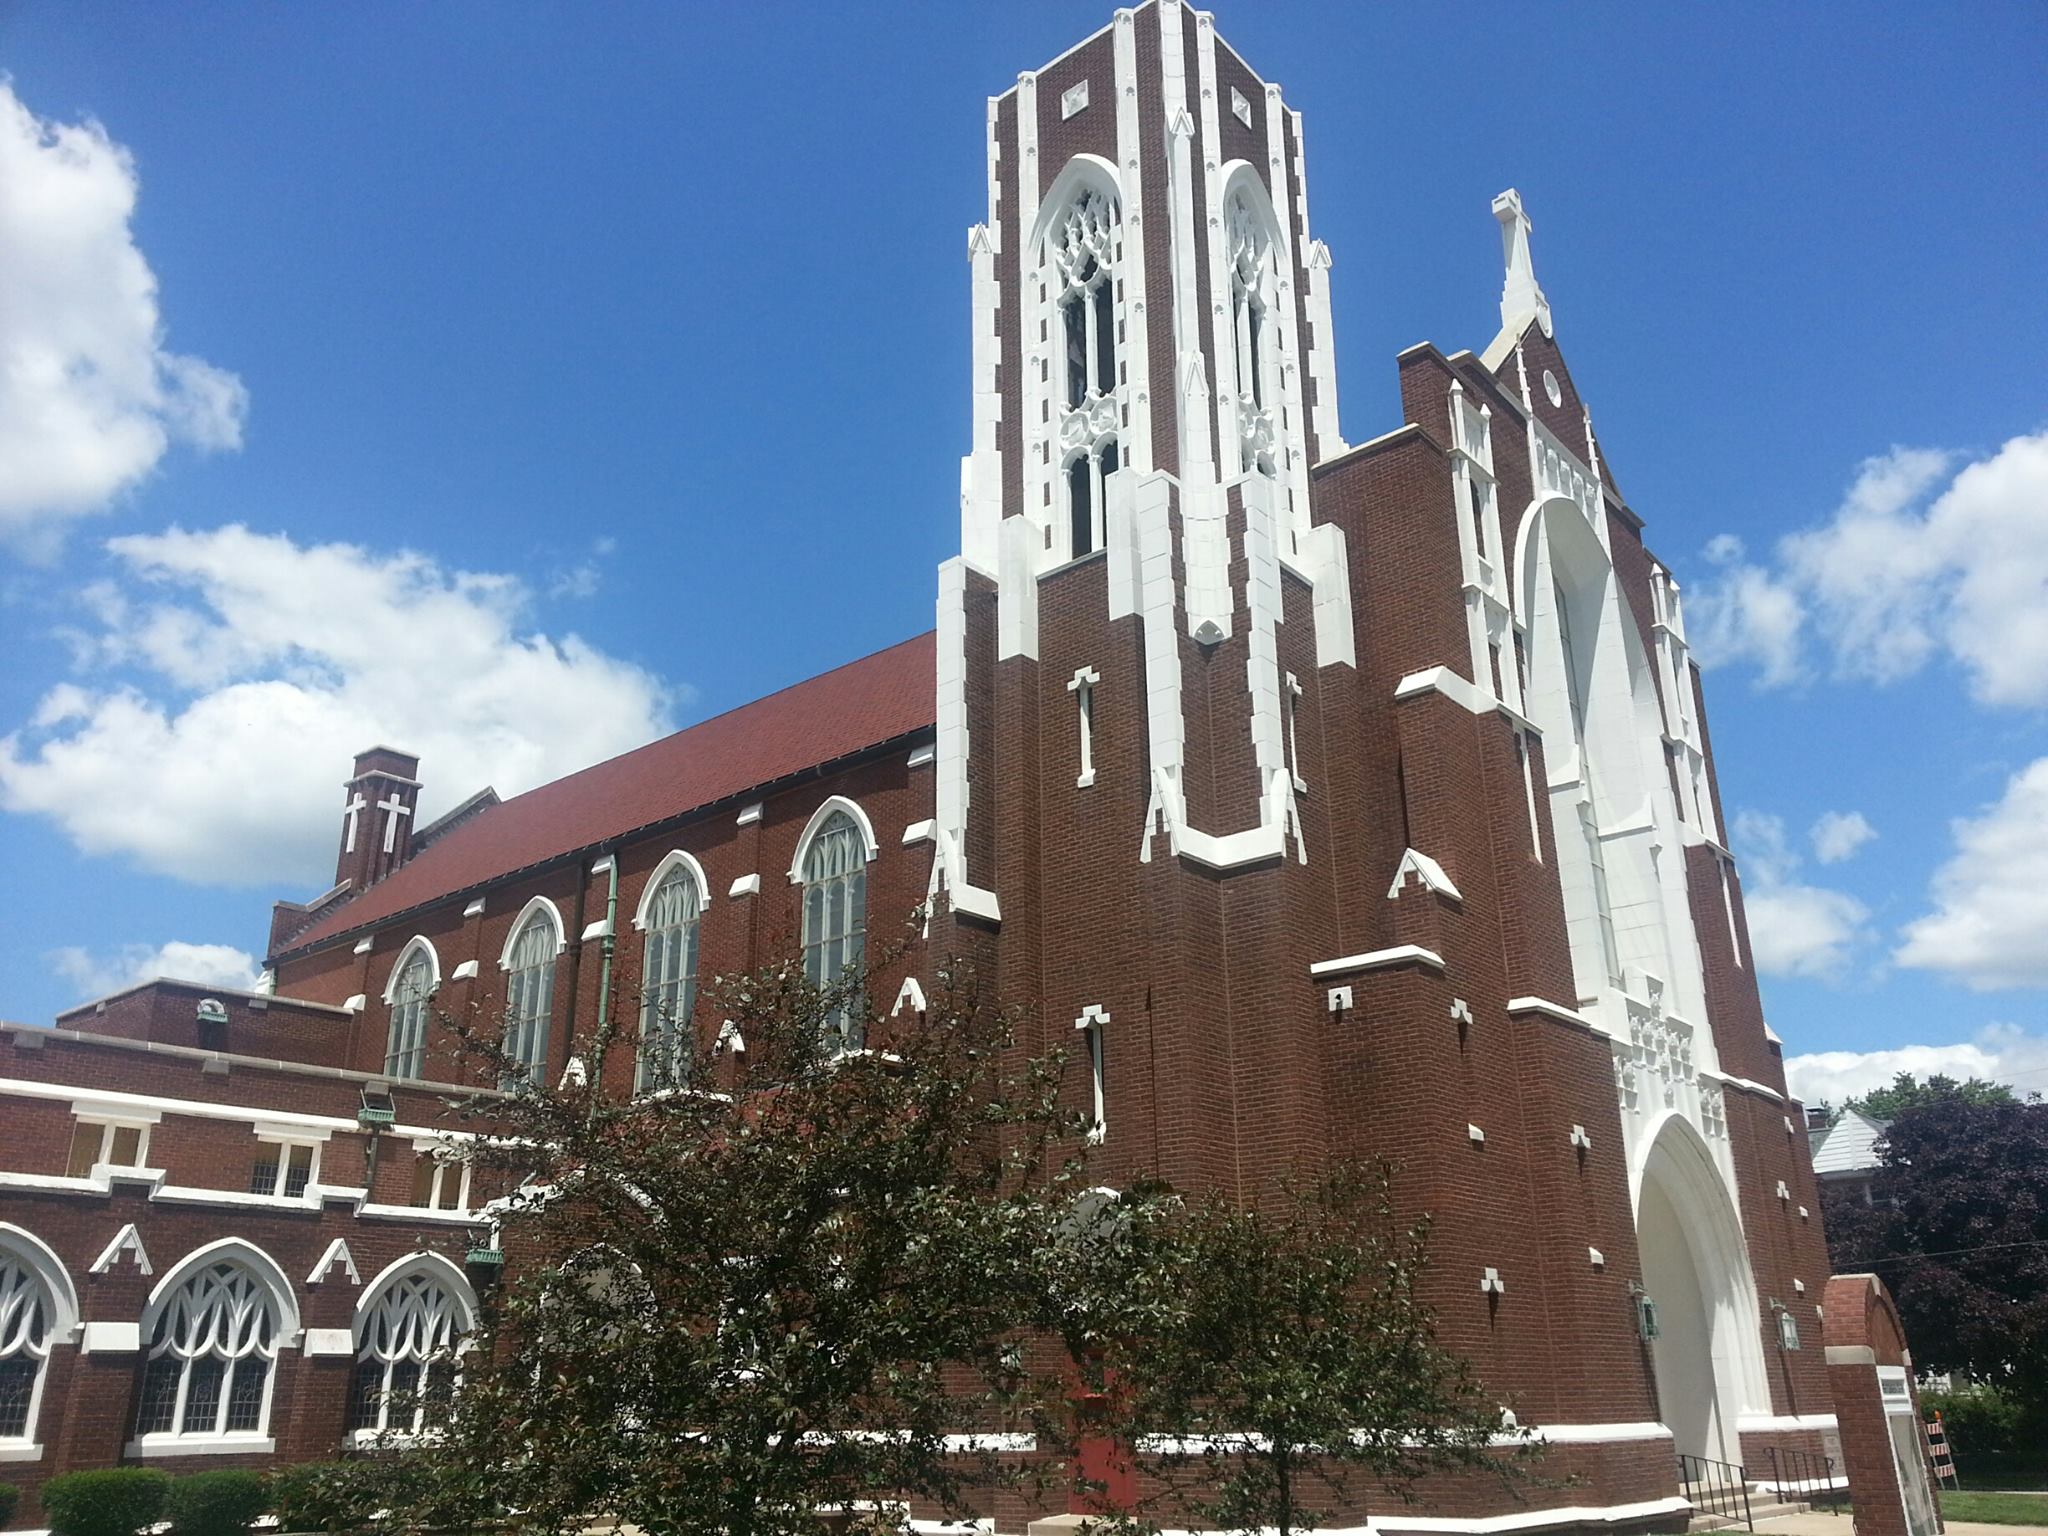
[333,747,423,892]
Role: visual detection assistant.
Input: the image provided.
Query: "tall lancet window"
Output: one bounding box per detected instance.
[1226,190,1281,478]
[385,947,433,1080]
[503,914,558,1086]
[1047,185,1122,559]
[801,810,867,1051]
[637,865,702,1092]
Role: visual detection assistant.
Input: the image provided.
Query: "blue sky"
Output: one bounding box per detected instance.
[1,2,2044,1103]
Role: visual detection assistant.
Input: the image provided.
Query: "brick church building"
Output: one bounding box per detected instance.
[0,5,1940,1533]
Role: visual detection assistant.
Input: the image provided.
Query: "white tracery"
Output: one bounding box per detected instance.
[1047,184,1123,559]
[1226,189,1280,478]
[136,1262,280,1441]
[0,1253,52,1442]
[349,1269,465,1436]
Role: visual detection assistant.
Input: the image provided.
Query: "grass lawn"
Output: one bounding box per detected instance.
[1941,1491,2048,1526]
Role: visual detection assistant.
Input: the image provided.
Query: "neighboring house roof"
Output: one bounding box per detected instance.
[1811,1107,1890,1178]
[276,632,937,958]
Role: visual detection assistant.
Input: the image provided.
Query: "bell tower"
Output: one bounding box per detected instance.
[334,745,421,893]
[932,0,1365,1197]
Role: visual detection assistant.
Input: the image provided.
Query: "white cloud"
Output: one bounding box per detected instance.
[1731,809,1872,981]
[0,524,677,888]
[1686,559,1807,687]
[50,939,261,1001]
[1687,431,2048,707]
[1784,1023,2048,1107]
[0,81,247,556]
[1810,810,1876,865]
[1895,757,2048,990]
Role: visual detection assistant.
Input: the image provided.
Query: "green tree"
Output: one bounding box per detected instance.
[1845,1071,2018,1122]
[1104,1165,1523,1536]
[363,949,1109,1536]
[1823,1085,2048,1449]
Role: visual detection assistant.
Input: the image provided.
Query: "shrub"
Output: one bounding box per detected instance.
[164,1470,270,1536]
[0,1484,19,1527]
[1924,1383,2048,1485]
[39,1469,170,1536]
[265,1463,382,1536]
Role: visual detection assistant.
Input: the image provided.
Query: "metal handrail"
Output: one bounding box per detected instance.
[1678,1453,1754,1531]
[1766,1445,1846,1508]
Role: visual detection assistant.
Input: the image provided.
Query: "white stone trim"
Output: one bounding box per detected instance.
[787,796,880,885]
[1309,946,1446,979]
[901,819,936,846]
[302,1328,354,1357]
[1507,997,1596,1030]
[498,895,566,968]
[80,1321,140,1354]
[736,802,764,826]
[461,897,486,919]
[728,873,760,898]
[125,1433,275,1459]
[1736,1412,1839,1432]
[632,850,713,931]
[0,1078,468,1152]
[380,936,441,1006]
[451,960,478,981]
[88,1223,151,1278]
[1388,848,1462,902]
[305,1238,359,1286]
[890,978,928,1018]
[1824,1345,1876,1366]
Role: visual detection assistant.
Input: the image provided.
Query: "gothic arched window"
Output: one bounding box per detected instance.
[1226,189,1280,478]
[384,945,435,1080]
[1046,184,1122,559]
[637,864,703,1092]
[135,1261,280,1442]
[0,1252,52,1444]
[348,1268,466,1438]
[503,910,559,1085]
[801,810,867,1050]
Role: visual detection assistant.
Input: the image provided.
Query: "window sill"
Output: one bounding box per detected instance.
[0,1442,44,1463]
[124,1433,275,1458]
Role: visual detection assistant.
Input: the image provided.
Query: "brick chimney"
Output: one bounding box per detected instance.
[335,746,422,891]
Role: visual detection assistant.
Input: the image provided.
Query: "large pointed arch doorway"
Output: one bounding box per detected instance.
[1633,1114,1770,1465]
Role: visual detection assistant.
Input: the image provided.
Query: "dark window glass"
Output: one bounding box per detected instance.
[1069,456,1093,558]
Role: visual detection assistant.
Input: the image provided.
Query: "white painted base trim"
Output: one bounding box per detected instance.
[1529,1420,1674,1445]
[1360,1495,1694,1535]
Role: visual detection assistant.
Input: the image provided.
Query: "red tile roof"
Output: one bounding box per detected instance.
[276,632,937,957]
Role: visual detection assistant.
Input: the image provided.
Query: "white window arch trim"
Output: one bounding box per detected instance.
[140,1239,302,1349]
[497,896,567,970]
[785,796,881,885]
[0,1224,79,1457]
[130,1239,300,1455]
[381,935,443,1005]
[631,849,714,930]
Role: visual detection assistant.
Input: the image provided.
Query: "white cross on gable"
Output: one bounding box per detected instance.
[377,791,412,854]
[341,791,368,853]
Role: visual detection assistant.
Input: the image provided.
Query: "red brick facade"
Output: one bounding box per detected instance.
[0,5,1898,1532]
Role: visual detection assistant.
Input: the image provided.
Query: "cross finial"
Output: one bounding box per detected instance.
[376,790,413,854]
[341,791,368,853]
[1491,188,1552,340]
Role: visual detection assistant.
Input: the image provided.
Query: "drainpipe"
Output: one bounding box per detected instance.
[591,849,620,1113]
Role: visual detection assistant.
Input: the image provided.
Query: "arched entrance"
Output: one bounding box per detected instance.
[1633,1114,1770,1465]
